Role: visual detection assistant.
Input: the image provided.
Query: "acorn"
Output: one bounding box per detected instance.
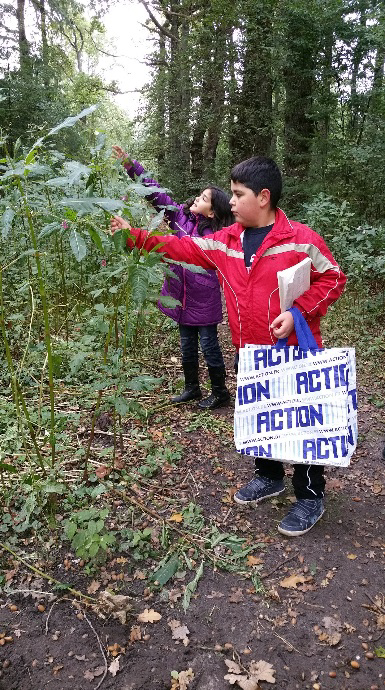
[329,671,337,678]
[350,660,360,669]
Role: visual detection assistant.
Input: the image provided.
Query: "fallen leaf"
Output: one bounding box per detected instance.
[377,614,385,630]
[347,554,357,560]
[133,569,146,580]
[108,657,120,677]
[168,619,190,643]
[87,580,101,595]
[247,555,264,566]
[317,616,342,646]
[129,625,142,642]
[84,669,96,681]
[236,677,260,690]
[229,588,244,603]
[97,591,132,625]
[177,668,194,690]
[279,574,305,589]
[224,659,241,674]
[206,590,225,599]
[137,608,162,623]
[343,622,356,633]
[93,666,105,677]
[224,675,259,690]
[95,465,110,479]
[224,673,246,686]
[320,570,336,587]
[169,513,184,523]
[249,659,276,684]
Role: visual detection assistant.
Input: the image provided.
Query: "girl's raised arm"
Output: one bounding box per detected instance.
[112,146,182,229]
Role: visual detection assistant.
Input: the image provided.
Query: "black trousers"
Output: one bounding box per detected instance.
[254,457,325,500]
[234,352,325,500]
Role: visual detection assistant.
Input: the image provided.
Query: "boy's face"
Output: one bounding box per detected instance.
[230,181,270,227]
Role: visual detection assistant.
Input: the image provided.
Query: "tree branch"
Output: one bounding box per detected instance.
[139,0,177,41]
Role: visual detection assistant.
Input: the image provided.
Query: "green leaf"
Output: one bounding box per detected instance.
[126,375,163,391]
[183,561,204,612]
[69,228,87,262]
[113,396,130,416]
[38,222,62,240]
[88,227,104,253]
[61,197,124,213]
[152,554,180,586]
[157,295,181,308]
[149,210,165,231]
[37,105,99,146]
[65,522,77,540]
[1,209,15,239]
[111,227,131,252]
[0,463,18,473]
[164,258,208,274]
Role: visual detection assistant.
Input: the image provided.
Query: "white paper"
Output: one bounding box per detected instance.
[277,257,312,313]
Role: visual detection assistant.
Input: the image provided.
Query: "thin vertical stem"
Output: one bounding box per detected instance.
[18,179,56,466]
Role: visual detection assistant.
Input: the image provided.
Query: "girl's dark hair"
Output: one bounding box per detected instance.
[183,185,234,235]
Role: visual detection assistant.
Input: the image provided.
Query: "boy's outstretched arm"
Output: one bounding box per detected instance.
[110,216,216,271]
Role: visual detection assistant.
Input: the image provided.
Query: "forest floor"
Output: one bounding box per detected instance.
[0,317,384,690]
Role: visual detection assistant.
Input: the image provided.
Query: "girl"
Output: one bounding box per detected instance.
[112,146,234,409]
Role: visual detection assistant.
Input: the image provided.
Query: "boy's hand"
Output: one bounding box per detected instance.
[112,145,132,163]
[271,311,294,339]
[110,215,132,235]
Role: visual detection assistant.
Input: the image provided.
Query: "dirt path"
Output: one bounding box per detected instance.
[0,320,384,690]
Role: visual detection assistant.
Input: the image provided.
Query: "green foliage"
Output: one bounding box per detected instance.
[63,507,116,562]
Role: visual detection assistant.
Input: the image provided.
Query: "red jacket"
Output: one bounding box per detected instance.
[128,208,346,349]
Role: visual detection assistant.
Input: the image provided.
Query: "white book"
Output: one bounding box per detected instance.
[277,257,312,313]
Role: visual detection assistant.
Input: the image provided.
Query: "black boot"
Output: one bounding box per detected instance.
[198,366,230,410]
[172,362,202,403]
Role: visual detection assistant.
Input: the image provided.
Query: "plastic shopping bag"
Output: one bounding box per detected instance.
[234,308,357,467]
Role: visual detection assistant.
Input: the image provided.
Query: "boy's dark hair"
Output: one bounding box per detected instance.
[184,185,234,235]
[231,156,282,210]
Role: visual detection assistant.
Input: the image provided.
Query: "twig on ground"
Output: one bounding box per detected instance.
[0,542,96,603]
[45,597,69,634]
[82,611,108,690]
[261,553,298,580]
[272,630,301,654]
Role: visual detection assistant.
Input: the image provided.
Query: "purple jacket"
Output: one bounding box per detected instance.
[124,160,222,326]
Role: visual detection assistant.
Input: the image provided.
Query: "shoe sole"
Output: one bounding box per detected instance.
[277,508,325,537]
[233,487,285,507]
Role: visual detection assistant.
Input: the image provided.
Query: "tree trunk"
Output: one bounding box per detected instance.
[230,0,273,164]
[283,3,319,193]
[16,0,31,72]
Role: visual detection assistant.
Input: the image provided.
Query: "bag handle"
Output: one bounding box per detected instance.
[276,306,320,351]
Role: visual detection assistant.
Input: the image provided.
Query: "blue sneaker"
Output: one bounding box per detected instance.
[278,499,324,537]
[234,476,285,507]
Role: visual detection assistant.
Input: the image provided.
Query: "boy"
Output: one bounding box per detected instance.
[111,156,346,536]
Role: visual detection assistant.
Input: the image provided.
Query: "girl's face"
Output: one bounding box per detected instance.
[190,188,214,218]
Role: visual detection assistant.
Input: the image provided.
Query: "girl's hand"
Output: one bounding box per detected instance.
[271,311,294,338]
[112,145,131,162]
[110,215,132,235]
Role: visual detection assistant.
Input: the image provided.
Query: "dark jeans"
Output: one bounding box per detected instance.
[254,457,325,500]
[179,324,225,368]
[234,352,325,500]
